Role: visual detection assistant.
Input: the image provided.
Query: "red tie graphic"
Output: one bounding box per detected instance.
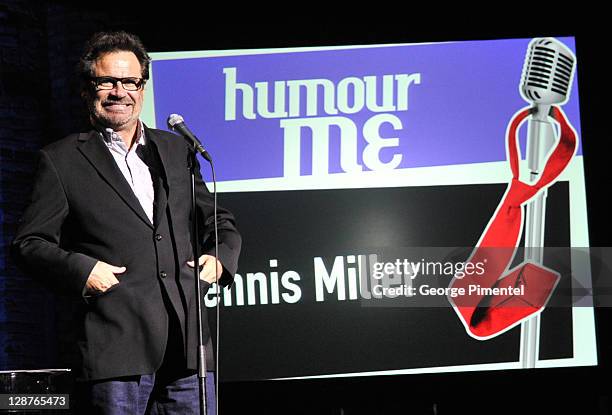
[448,105,577,339]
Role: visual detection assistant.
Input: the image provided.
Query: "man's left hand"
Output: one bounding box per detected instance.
[187,255,223,284]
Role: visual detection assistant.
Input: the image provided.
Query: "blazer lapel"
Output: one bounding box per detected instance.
[144,127,170,230]
[77,130,153,228]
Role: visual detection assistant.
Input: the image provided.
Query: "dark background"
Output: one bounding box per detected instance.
[0,2,609,413]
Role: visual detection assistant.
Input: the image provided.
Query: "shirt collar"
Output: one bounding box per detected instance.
[98,121,146,149]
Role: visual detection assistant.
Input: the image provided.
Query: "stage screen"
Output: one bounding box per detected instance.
[142,37,597,382]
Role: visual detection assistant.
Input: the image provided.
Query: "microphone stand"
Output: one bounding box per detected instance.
[171,115,218,415]
[188,148,208,415]
[188,145,218,415]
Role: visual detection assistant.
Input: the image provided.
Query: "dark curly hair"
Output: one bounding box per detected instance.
[78,31,151,87]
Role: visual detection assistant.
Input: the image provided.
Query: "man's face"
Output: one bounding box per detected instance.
[88,51,144,132]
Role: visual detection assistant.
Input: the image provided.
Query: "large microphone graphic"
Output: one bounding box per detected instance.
[446,38,578,348]
[519,37,576,368]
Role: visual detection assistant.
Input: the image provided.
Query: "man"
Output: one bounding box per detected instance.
[11,31,241,414]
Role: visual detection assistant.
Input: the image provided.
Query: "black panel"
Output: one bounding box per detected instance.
[212,182,572,381]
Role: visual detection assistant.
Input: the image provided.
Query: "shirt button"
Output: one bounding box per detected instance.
[155,234,163,241]
[160,271,167,278]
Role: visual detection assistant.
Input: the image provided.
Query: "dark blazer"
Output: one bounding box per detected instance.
[11,126,241,381]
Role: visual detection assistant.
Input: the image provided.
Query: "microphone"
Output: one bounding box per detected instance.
[167,114,212,162]
[520,37,576,173]
[521,38,575,107]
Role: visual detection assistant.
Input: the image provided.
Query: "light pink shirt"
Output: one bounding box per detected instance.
[100,122,154,224]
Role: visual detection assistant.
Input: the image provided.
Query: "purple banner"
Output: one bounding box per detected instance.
[152,37,581,182]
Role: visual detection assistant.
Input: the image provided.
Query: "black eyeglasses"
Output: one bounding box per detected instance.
[90,76,145,91]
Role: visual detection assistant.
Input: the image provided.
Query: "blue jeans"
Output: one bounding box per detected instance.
[75,370,216,414]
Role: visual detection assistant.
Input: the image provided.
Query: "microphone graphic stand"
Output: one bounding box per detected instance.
[520,104,555,368]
